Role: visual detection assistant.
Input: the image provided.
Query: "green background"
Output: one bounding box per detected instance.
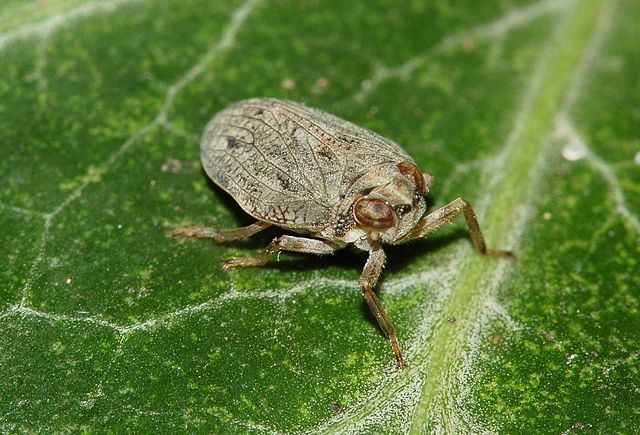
[1,0,638,432]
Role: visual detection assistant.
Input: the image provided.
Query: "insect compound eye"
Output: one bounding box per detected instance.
[354,197,396,230]
[397,161,426,195]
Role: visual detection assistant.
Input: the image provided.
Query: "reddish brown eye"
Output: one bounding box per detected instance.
[397,161,425,195]
[354,197,396,229]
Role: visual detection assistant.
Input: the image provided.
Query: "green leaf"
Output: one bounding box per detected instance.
[1,0,638,432]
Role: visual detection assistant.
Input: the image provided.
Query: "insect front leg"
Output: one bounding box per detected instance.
[404,197,513,258]
[221,235,341,271]
[170,221,271,243]
[360,245,406,369]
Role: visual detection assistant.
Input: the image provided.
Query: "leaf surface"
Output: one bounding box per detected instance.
[1,0,638,432]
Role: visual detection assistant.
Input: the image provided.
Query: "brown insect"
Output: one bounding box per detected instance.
[171,98,513,369]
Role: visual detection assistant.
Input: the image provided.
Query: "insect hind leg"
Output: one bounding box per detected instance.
[402,197,513,258]
[221,235,340,271]
[170,221,271,243]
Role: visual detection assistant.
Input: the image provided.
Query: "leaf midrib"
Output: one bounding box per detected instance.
[409,0,608,431]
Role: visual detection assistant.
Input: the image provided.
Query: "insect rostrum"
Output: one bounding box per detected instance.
[172,98,513,369]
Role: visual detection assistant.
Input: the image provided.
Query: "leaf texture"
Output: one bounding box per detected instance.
[1,0,638,432]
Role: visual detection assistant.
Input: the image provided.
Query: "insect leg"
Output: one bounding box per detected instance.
[404,197,513,258]
[360,245,406,369]
[221,236,340,270]
[170,221,271,243]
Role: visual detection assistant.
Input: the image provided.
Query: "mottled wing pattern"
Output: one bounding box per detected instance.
[287,101,412,163]
[200,98,414,228]
[284,101,415,187]
[201,99,333,228]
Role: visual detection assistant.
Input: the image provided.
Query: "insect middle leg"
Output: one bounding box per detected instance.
[360,245,406,369]
[221,235,341,271]
[403,197,513,258]
[170,221,272,243]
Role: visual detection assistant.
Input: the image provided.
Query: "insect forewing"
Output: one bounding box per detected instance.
[200,98,413,230]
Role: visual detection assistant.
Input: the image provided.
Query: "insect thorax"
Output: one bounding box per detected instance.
[321,162,428,246]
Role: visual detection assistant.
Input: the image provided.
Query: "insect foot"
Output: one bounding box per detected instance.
[169,226,218,239]
[220,257,263,271]
[174,98,513,369]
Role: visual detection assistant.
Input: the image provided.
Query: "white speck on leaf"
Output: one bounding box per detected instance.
[312,77,330,94]
[281,78,295,90]
[561,142,586,161]
[162,158,183,173]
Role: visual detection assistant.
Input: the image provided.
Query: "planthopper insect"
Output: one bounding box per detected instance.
[171,98,513,369]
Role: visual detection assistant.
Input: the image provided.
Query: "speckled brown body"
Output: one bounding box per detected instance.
[200,98,428,249]
[173,98,513,369]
